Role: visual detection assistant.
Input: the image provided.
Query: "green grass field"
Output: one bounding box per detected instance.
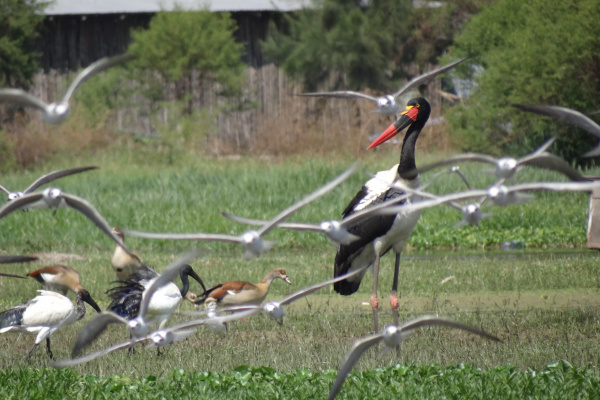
[0,146,599,398]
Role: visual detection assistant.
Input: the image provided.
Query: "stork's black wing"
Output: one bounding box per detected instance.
[334,187,407,295]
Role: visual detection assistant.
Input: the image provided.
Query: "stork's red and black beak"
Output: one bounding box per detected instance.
[368,105,420,149]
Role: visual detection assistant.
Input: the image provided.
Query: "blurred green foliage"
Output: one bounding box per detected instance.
[0,0,47,88]
[0,128,16,171]
[445,0,600,164]
[0,362,598,399]
[262,0,489,91]
[128,6,246,110]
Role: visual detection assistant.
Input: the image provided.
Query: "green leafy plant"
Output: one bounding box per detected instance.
[0,128,16,171]
[262,0,489,91]
[128,6,246,113]
[445,0,600,164]
[153,101,215,163]
[0,362,598,399]
[263,0,413,91]
[0,0,47,89]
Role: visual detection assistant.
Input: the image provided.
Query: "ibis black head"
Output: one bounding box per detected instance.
[179,264,207,296]
[77,289,102,314]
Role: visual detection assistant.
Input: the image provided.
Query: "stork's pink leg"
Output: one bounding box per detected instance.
[390,292,399,325]
[391,253,401,325]
[371,253,381,333]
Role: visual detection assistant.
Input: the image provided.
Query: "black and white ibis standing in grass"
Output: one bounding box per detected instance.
[0,289,101,361]
[334,97,431,333]
[0,166,97,204]
[298,58,466,118]
[0,54,134,125]
[124,163,358,258]
[0,187,133,256]
[70,250,206,356]
[53,268,369,367]
[512,104,600,157]
[327,315,501,400]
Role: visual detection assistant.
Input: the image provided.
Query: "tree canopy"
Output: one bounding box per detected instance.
[262,0,489,92]
[128,7,246,108]
[0,0,47,88]
[445,0,600,163]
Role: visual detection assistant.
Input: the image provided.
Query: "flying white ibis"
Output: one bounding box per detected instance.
[123,163,358,258]
[512,104,600,157]
[298,58,466,118]
[415,137,587,181]
[334,97,431,333]
[327,315,501,400]
[220,166,472,243]
[382,180,600,215]
[0,54,134,125]
[0,289,101,361]
[0,166,97,204]
[53,268,368,367]
[0,256,38,264]
[0,187,133,256]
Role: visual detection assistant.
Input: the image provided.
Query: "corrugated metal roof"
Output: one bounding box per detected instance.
[44,0,310,15]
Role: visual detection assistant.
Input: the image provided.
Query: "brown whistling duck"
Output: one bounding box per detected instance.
[27,265,83,295]
[198,268,291,306]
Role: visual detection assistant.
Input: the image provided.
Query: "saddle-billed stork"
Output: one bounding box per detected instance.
[333,97,430,333]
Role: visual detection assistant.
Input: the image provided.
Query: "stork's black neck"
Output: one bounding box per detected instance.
[397,124,424,180]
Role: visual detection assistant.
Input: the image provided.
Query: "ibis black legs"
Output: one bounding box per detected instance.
[45,338,53,359]
[26,338,53,362]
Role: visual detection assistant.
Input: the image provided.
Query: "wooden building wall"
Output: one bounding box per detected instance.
[36,11,284,71]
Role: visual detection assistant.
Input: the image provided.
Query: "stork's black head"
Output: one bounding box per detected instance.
[369,97,431,149]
